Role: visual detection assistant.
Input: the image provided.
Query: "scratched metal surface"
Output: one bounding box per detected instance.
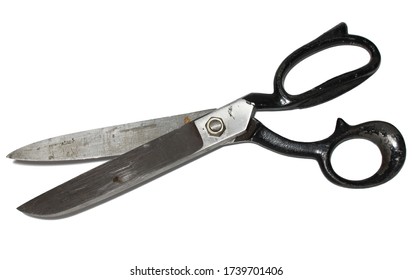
[17,122,204,218]
[7,109,213,161]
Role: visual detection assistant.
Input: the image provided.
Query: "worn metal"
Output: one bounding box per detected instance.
[195,99,254,151]
[17,122,204,218]
[18,100,255,218]
[7,109,213,161]
[10,23,407,218]
[235,118,406,188]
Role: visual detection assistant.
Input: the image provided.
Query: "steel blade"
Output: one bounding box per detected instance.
[17,99,255,219]
[17,122,205,218]
[7,109,213,161]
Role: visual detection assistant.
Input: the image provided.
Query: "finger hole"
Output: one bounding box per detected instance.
[283,46,370,96]
[331,138,382,181]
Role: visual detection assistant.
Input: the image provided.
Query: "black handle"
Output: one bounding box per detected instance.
[248,118,406,188]
[244,23,381,110]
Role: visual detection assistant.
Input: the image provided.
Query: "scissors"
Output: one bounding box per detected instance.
[8,23,406,219]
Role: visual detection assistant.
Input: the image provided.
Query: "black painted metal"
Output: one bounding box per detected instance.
[244,23,381,110]
[239,23,406,188]
[238,118,406,188]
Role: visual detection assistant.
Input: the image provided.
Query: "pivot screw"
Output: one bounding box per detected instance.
[206,117,225,137]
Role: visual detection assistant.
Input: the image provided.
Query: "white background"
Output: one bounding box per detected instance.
[1,1,411,279]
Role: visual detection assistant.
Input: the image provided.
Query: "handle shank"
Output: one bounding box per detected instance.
[247,118,406,188]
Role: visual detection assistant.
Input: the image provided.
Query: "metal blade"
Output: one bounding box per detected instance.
[17,122,205,219]
[7,109,213,161]
[17,99,255,219]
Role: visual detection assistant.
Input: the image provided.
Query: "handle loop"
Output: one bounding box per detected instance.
[249,118,406,188]
[245,23,381,110]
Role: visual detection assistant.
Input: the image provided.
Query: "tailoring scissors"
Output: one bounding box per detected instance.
[8,23,406,219]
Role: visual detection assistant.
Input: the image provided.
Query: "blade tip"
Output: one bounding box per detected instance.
[6,150,26,160]
[17,206,60,219]
[17,202,48,219]
[17,202,78,220]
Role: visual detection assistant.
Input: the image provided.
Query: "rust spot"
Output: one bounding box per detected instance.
[60,138,75,146]
[112,176,122,183]
[184,116,191,124]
